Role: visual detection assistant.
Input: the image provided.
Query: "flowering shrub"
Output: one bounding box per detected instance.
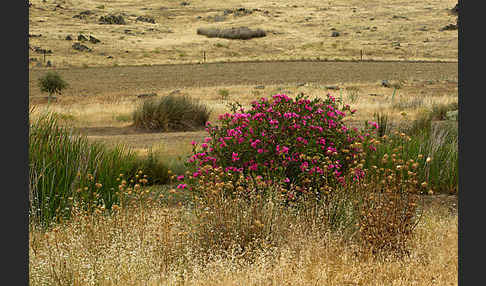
[180,93,378,202]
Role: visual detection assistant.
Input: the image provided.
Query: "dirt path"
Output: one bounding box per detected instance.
[29,60,458,97]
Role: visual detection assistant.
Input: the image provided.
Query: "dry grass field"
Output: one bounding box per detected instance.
[29,0,459,285]
[29,194,457,286]
[29,0,458,69]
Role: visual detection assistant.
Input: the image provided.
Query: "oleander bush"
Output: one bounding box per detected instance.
[180,93,379,203]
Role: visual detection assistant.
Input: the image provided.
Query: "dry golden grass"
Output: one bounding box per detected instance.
[29,195,457,286]
[29,0,458,69]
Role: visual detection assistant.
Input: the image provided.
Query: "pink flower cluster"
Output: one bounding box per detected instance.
[178,93,375,193]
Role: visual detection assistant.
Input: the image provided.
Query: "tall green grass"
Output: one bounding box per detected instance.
[29,112,140,226]
[365,120,458,194]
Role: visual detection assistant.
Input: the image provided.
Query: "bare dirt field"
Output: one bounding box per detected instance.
[29,61,457,98]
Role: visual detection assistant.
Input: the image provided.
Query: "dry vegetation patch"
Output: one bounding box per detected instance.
[29,198,457,286]
[29,0,458,68]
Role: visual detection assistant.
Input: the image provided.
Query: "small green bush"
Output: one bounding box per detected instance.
[38,71,68,103]
[133,94,211,131]
[218,89,230,101]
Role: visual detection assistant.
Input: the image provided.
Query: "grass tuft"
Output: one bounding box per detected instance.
[133,94,211,131]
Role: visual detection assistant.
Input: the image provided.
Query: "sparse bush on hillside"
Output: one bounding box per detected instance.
[197,26,266,40]
[38,71,68,103]
[133,94,211,131]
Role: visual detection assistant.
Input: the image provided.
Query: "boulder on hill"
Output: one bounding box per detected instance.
[99,15,126,25]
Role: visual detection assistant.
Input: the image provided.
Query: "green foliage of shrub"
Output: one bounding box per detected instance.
[37,71,68,101]
[133,94,211,131]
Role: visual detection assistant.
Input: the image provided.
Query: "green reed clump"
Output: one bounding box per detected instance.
[29,112,140,226]
[133,94,211,131]
[363,124,458,194]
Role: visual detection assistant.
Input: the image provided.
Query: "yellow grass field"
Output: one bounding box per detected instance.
[29,196,457,286]
[29,0,458,68]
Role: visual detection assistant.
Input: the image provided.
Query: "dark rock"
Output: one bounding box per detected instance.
[331,31,340,37]
[28,33,42,38]
[234,7,253,17]
[99,15,126,25]
[32,46,53,54]
[326,86,340,90]
[440,23,457,31]
[65,35,73,40]
[46,60,52,67]
[136,15,156,24]
[180,1,190,6]
[369,93,383,97]
[72,42,92,52]
[73,10,94,19]
[381,80,391,88]
[392,15,408,20]
[451,3,459,15]
[79,10,94,16]
[137,92,157,98]
[77,34,88,41]
[89,35,101,44]
[107,56,113,59]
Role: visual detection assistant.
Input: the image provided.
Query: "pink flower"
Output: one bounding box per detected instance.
[249,163,258,171]
[232,152,240,161]
[177,184,187,189]
[177,175,184,181]
[368,121,379,129]
[284,178,290,183]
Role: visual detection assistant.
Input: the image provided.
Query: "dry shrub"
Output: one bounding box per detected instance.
[197,26,266,40]
[185,166,301,259]
[352,142,428,257]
